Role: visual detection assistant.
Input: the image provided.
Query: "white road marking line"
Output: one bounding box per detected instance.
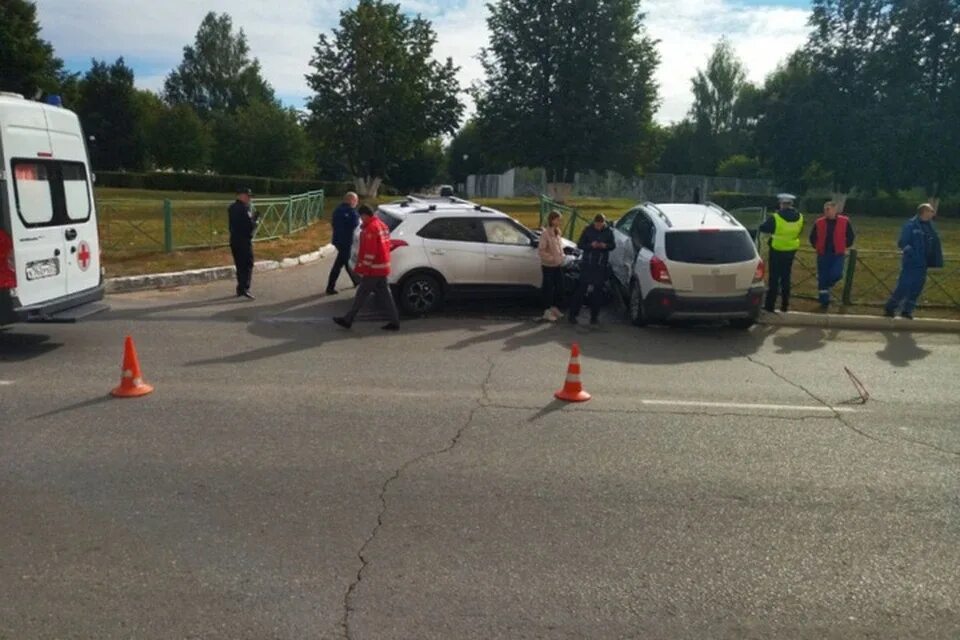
[640,399,857,413]
[0,380,14,386]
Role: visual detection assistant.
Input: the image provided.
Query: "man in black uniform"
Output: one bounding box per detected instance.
[568,214,615,326]
[228,187,259,300]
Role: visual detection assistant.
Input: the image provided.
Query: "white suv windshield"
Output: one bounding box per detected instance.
[665,230,755,264]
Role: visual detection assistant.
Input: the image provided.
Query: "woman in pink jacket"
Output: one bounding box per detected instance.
[538,210,565,321]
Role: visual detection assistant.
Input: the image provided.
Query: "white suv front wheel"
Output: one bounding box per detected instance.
[399,273,444,315]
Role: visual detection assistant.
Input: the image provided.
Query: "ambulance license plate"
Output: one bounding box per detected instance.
[26,258,60,281]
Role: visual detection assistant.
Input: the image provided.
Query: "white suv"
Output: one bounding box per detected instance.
[352,196,579,315]
[609,202,765,328]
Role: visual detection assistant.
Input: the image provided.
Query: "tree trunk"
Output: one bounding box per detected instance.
[354,176,383,199]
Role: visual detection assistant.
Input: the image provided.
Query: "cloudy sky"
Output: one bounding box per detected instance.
[36,0,812,124]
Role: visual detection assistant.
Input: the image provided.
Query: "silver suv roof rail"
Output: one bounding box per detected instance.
[705,201,740,227]
[642,201,673,228]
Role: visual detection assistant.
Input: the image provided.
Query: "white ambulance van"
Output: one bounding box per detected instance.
[0,92,106,325]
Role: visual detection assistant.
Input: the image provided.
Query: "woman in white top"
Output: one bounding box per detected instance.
[538,210,565,321]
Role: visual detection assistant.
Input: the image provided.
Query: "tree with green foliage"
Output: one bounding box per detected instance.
[152,104,211,171]
[0,0,70,98]
[717,155,762,179]
[133,90,167,169]
[212,101,311,178]
[391,139,446,193]
[754,53,831,194]
[306,0,463,197]
[446,120,503,184]
[690,38,747,138]
[164,12,275,117]
[76,59,146,171]
[474,0,659,184]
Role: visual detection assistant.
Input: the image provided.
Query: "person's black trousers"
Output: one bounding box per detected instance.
[765,249,796,312]
[344,276,400,325]
[568,266,605,321]
[327,245,359,293]
[541,265,564,309]
[230,242,254,295]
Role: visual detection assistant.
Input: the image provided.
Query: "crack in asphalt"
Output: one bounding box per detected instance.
[741,352,884,444]
[740,352,959,458]
[340,357,496,640]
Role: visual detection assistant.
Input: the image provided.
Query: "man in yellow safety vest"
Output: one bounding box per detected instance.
[758,193,804,313]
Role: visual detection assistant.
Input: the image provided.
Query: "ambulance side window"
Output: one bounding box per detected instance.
[62,162,91,222]
[12,162,55,225]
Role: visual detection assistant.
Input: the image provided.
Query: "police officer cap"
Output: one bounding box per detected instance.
[777,193,796,204]
[236,187,253,196]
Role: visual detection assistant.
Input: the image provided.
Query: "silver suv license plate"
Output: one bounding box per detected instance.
[25,258,60,281]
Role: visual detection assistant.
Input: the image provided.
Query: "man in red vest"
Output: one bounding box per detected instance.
[333,205,401,331]
[809,201,855,310]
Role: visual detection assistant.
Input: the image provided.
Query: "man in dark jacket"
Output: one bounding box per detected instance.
[809,201,856,310]
[568,214,615,325]
[228,187,259,300]
[758,193,804,313]
[884,203,944,319]
[326,192,361,295]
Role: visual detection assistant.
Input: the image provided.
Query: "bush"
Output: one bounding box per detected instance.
[94,170,355,196]
[710,192,959,218]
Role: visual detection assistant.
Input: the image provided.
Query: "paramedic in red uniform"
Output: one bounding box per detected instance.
[808,201,855,310]
[333,205,401,331]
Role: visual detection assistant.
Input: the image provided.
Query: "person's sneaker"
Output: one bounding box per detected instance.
[883,308,896,318]
[550,306,562,320]
[333,317,352,329]
[325,289,339,296]
[901,312,914,320]
[241,291,255,300]
[382,323,400,331]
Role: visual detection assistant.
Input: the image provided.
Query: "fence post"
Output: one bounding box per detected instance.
[842,248,858,305]
[318,190,325,221]
[163,199,173,253]
[287,196,294,235]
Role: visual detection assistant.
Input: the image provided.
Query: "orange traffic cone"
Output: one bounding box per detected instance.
[111,336,154,398]
[554,343,591,403]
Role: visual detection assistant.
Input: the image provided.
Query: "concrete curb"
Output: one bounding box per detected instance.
[758,310,960,333]
[105,244,335,293]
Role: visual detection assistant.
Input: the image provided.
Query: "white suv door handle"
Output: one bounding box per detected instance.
[430,249,445,256]
[488,255,503,260]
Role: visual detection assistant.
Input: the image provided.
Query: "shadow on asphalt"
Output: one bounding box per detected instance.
[0,331,62,362]
[876,331,933,368]
[173,292,778,368]
[29,394,114,420]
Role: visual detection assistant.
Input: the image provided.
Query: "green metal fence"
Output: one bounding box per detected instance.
[538,194,959,310]
[97,190,325,257]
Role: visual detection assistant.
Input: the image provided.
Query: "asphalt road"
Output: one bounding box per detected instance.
[1,256,958,639]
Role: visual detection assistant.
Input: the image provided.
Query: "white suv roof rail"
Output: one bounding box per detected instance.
[705,201,741,227]
[642,202,673,228]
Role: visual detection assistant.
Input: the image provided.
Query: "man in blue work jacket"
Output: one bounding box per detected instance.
[326,192,361,295]
[884,203,944,319]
